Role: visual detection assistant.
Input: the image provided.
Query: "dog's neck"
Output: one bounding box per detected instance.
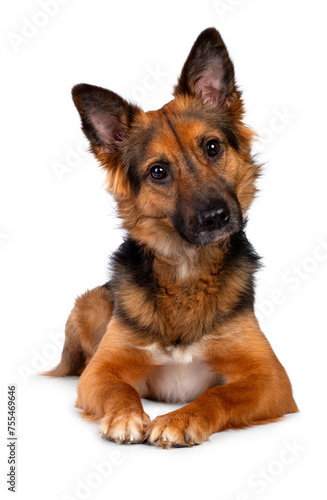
[125,215,238,283]
[149,237,229,284]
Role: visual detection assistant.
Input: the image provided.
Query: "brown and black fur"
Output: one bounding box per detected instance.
[47,28,298,448]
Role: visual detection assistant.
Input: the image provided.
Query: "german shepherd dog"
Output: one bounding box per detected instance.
[48,28,298,448]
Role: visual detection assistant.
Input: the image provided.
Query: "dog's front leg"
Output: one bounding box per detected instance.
[76,316,154,444]
[146,311,298,448]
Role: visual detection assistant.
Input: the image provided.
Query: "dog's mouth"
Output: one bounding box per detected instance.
[176,221,242,247]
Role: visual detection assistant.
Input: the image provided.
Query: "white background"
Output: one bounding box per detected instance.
[1,0,327,499]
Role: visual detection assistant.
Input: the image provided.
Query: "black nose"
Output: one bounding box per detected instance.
[197,201,230,231]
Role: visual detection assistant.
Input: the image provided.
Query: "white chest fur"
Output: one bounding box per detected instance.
[136,342,223,404]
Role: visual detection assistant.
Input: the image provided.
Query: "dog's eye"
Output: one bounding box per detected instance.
[150,165,167,180]
[206,140,220,157]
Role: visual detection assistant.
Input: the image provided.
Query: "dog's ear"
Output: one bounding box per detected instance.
[72,83,140,154]
[174,28,236,106]
[72,84,141,199]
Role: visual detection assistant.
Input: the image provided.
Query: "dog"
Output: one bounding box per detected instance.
[48,28,298,448]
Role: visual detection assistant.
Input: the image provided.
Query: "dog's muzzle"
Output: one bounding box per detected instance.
[173,195,242,247]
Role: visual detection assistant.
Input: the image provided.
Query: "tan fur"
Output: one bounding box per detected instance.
[46,286,112,376]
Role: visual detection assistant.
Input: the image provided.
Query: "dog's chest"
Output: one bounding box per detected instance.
[136,342,223,404]
[154,276,221,341]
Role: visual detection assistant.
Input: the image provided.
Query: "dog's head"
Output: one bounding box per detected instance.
[72,28,259,257]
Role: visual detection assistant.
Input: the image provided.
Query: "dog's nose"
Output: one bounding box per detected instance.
[197,201,230,231]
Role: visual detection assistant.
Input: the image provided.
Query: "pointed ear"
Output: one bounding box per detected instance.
[174,28,236,106]
[72,84,140,154]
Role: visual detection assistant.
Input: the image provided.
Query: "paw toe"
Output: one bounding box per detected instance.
[100,411,149,444]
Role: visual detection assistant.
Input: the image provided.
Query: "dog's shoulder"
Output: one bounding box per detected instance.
[223,230,261,274]
[221,230,261,313]
[110,237,154,288]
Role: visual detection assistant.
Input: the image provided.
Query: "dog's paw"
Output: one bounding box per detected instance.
[145,410,210,449]
[99,410,150,444]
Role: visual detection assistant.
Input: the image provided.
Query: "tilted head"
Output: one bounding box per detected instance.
[72,28,259,258]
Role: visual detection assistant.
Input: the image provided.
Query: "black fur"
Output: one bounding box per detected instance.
[222,230,261,313]
[110,238,155,290]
